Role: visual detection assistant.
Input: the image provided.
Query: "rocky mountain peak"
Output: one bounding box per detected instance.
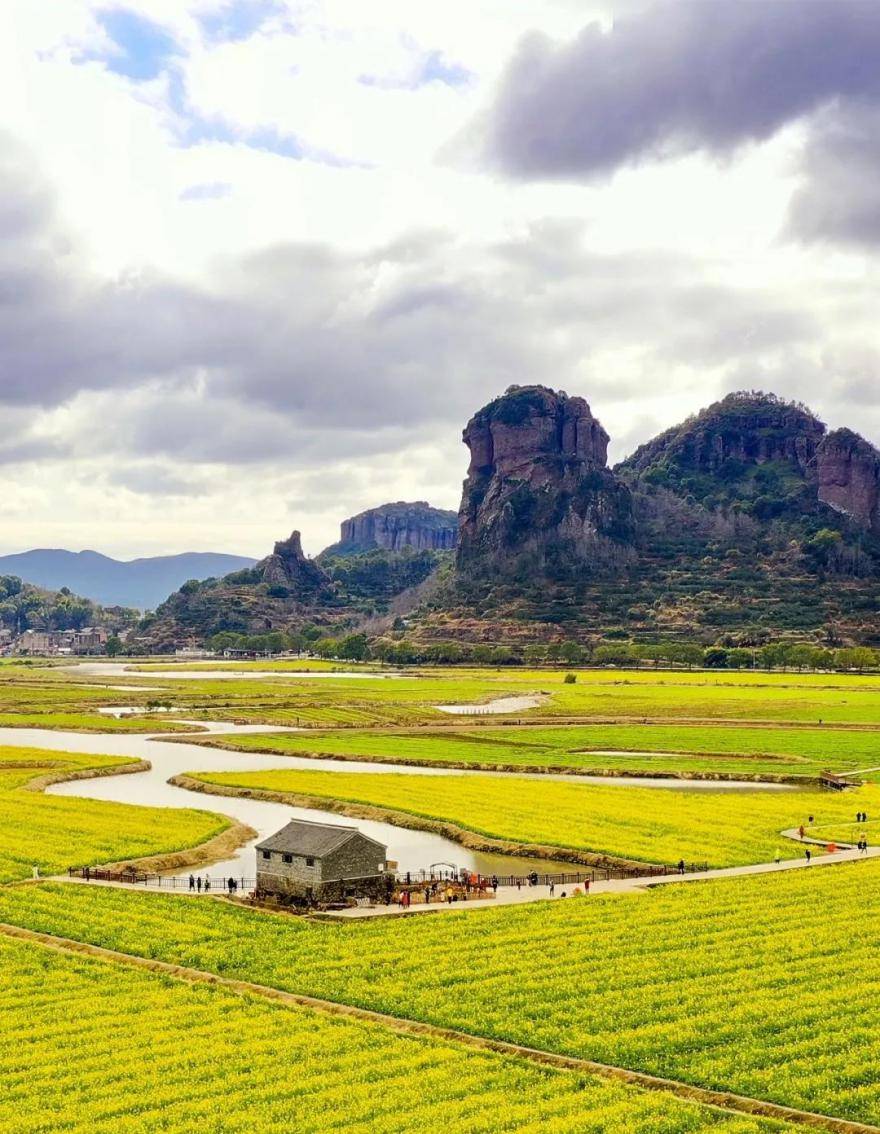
[620,391,826,483]
[463,385,610,482]
[457,385,633,579]
[260,530,330,592]
[324,502,458,556]
[817,428,880,532]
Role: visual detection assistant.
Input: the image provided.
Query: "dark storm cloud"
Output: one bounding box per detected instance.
[476,0,880,180]
[0,132,843,476]
[788,104,880,246]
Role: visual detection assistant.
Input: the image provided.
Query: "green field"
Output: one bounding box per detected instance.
[198,720,880,780]
[1,934,782,1134]
[0,746,228,882]
[15,661,880,729]
[4,863,880,1123]
[3,660,880,1130]
[187,765,873,867]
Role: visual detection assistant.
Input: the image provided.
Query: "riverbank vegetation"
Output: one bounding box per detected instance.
[196,720,880,780]
[185,766,872,867]
[0,746,228,882]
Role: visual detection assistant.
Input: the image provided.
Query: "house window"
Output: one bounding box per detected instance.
[261,850,271,860]
[282,853,293,864]
[306,857,315,867]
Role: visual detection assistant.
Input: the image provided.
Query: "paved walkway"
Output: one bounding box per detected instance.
[326,838,880,918]
[44,827,879,919]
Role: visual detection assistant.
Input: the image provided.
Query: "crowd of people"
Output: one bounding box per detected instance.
[188,874,241,895]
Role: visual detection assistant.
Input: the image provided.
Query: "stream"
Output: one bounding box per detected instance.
[30,663,795,882]
[15,721,791,883]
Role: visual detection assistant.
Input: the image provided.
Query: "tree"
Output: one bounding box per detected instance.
[594,643,638,666]
[558,641,585,664]
[835,646,877,673]
[338,634,369,662]
[703,646,728,668]
[105,636,124,657]
[314,637,338,659]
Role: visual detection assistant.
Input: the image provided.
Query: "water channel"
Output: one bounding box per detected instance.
[33,662,796,881]
[25,729,793,885]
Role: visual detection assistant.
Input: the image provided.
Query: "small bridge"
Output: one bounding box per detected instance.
[819,771,855,791]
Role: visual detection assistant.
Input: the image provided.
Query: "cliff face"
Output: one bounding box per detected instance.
[259,531,332,594]
[621,392,825,481]
[457,385,634,579]
[817,429,880,532]
[326,502,458,556]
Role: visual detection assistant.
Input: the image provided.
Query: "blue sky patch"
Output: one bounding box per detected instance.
[197,0,285,44]
[90,7,180,81]
[360,49,473,91]
[179,182,233,201]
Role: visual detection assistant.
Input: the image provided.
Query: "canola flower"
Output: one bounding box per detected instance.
[0,935,790,1134]
[4,861,880,1124]
[0,746,228,882]
[189,765,877,867]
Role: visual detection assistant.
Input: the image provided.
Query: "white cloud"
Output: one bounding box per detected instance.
[0,0,878,561]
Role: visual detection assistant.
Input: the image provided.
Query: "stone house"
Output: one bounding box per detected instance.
[255,819,390,903]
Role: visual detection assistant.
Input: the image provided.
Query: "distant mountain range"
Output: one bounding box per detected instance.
[0,549,257,610]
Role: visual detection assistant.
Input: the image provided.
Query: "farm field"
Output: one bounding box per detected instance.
[2,660,880,1130]
[0,745,229,882]
[0,935,782,1134]
[185,764,872,867]
[13,661,880,729]
[3,863,880,1124]
[0,711,191,732]
[197,720,880,780]
[169,669,880,727]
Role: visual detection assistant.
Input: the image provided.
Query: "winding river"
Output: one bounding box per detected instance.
[25,663,796,882]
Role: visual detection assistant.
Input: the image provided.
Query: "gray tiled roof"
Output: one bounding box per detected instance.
[256,819,385,858]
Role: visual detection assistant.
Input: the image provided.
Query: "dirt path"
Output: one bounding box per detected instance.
[0,919,874,1134]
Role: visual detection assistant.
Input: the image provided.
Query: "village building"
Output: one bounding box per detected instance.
[13,627,109,656]
[255,819,391,903]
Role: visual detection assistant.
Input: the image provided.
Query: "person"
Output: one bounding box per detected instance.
[560,890,567,899]
[529,871,538,887]
[804,848,812,864]
[84,866,90,882]
[446,886,453,904]
[227,877,234,895]
[584,878,591,894]
[189,874,195,892]
[197,876,202,892]
[491,874,498,894]
[204,877,211,892]
[549,881,555,897]
[798,825,805,840]
[808,815,814,824]
[516,877,522,891]
[774,850,781,865]
[677,859,685,875]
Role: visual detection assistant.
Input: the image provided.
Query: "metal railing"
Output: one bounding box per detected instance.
[68,868,255,891]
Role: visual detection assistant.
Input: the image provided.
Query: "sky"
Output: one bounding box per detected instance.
[2,0,880,559]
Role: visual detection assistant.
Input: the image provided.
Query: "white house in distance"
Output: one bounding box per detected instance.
[255,819,390,904]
